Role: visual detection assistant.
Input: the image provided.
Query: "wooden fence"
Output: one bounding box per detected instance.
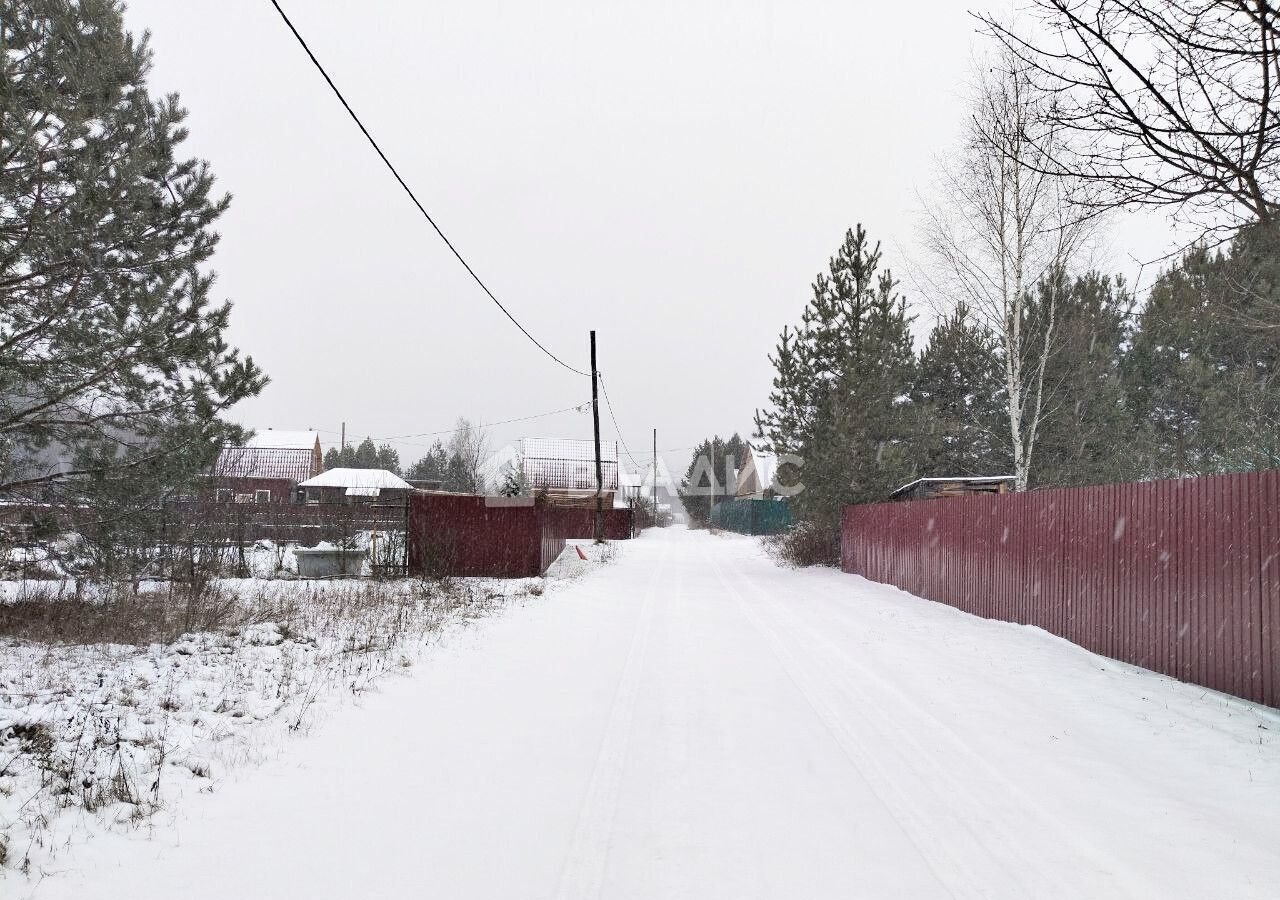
[841,470,1280,707]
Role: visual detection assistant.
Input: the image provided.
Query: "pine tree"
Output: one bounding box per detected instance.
[322,439,400,472]
[755,225,917,538]
[912,301,1008,477]
[1126,228,1280,475]
[69,418,225,583]
[1,1,266,497]
[442,452,472,493]
[375,444,401,475]
[497,456,527,497]
[406,440,449,483]
[1031,273,1138,487]
[323,445,355,469]
[353,437,378,469]
[678,433,747,526]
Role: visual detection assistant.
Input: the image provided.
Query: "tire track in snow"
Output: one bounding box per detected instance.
[704,550,961,899]
[718,560,1035,897]
[554,540,669,900]
[758,565,1160,895]
[648,564,702,898]
[717,546,1158,898]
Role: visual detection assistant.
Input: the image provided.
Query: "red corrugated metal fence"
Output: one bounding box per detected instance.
[407,493,632,578]
[542,507,633,542]
[409,494,543,577]
[841,470,1280,707]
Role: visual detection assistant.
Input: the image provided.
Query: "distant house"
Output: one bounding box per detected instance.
[297,468,413,504]
[703,446,793,536]
[519,437,618,508]
[889,476,1015,502]
[211,430,323,503]
[615,458,680,515]
[615,462,647,509]
[734,446,779,500]
[479,443,522,495]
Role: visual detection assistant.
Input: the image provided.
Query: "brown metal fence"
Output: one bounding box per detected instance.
[408,495,547,578]
[841,470,1280,707]
[407,493,633,578]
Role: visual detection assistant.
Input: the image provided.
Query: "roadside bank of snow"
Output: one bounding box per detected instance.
[0,542,621,877]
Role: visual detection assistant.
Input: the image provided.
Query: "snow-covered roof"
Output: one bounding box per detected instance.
[479,445,521,491]
[344,486,381,498]
[245,430,319,450]
[735,447,779,497]
[298,468,413,490]
[617,463,647,488]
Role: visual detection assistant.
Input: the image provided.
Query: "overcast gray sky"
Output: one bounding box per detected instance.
[122,0,1165,476]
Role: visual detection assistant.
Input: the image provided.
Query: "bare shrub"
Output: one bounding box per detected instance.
[769,520,840,567]
[628,496,659,530]
[0,583,286,645]
[413,530,460,582]
[368,528,406,579]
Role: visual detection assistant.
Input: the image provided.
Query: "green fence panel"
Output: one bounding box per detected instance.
[710,498,793,535]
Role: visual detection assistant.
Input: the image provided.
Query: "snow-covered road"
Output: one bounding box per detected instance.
[31,528,1280,899]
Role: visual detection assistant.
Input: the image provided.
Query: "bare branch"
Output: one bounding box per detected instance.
[976,1,1280,234]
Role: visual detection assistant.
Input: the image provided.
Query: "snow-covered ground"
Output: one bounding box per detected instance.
[0,568,551,877]
[0,534,401,585]
[12,527,1280,898]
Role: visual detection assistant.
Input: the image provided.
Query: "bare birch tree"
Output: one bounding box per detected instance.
[978,0,1279,239]
[445,418,491,493]
[919,51,1096,491]
[978,2,1279,370]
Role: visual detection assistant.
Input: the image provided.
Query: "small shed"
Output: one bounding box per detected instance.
[889,476,1015,502]
[298,468,414,504]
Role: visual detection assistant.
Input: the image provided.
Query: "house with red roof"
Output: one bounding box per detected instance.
[211,430,323,503]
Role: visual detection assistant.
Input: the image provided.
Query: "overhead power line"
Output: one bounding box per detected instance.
[317,400,592,446]
[377,402,592,442]
[597,374,642,470]
[627,447,693,458]
[267,0,588,378]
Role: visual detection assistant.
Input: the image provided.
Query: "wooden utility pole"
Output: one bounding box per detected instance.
[591,330,604,543]
[652,428,657,526]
